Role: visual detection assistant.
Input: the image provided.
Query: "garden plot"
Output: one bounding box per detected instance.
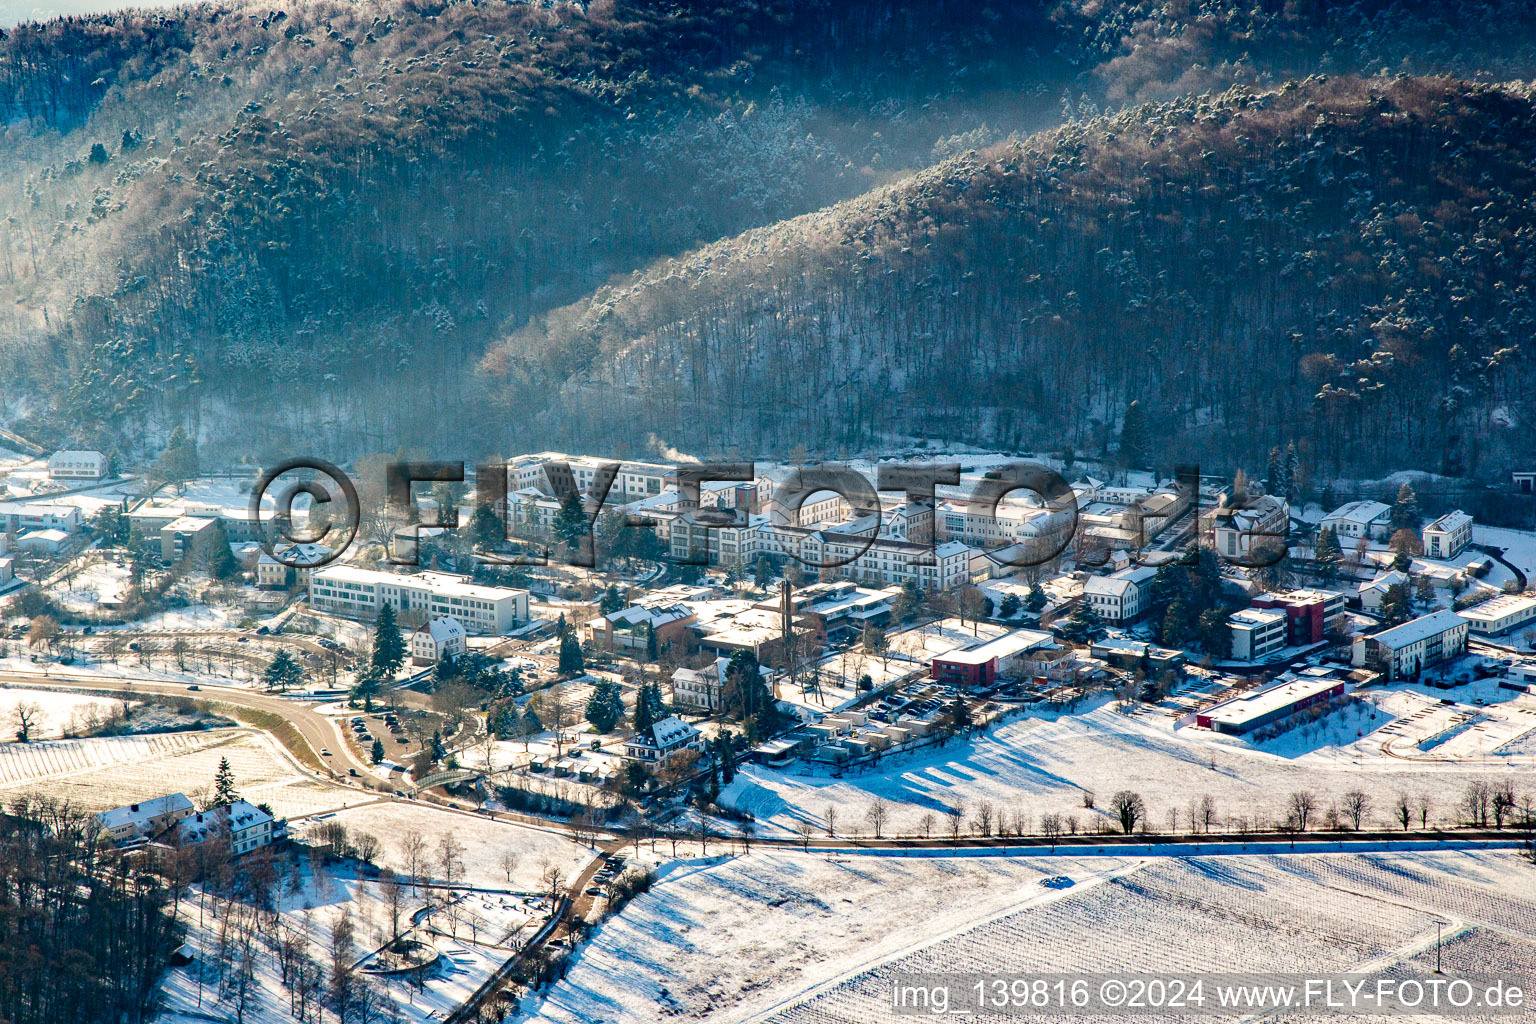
[0,729,224,787]
[0,687,124,739]
[12,730,305,811]
[50,560,133,612]
[720,695,1523,837]
[307,802,591,891]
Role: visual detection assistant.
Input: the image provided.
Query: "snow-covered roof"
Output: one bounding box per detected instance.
[97,792,193,832]
[257,542,332,567]
[1424,509,1472,534]
[1367,609,1467,650]
[631,715,700,750]
[1323,500,1391,526]
[416,615,467,643]
[1359,570,1408,594]
[177,800,272,843]
[1083,575,1134,598]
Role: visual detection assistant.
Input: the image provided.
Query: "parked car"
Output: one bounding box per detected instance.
[187,684,201,691]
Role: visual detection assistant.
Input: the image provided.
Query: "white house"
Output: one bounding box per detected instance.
[1202,495,1289,559]
[1081,565,1156,623]
[47,450,108,481]
[672,657,730,713]
[256,543,332,588]
[623,715,704,763]
[1321,500,1393,542]
[17,528,69,555]
[411,615,468,665]
[177,800,275,857]
[1358,570,1408,612]
[1422,510,1472,560]
[1353,609,1469,680]
[96,792,196,846]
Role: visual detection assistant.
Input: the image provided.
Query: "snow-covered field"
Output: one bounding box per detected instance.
[0,727,344,816]
[521,848,1536,1024]
[50,561,132,612]
[719,688,1536,837]
[307,801,593,890]
[0,686,123,739]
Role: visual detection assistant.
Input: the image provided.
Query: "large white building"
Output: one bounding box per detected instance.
[308,566,529,634]
[1081,565,1156,623]
[1457,594,1536,636]
[623,716,705,762]
[1321,500,1393,542]
[47,449,108,481]
[1422,510,1473,559]
[1353,608,1469,680]
[0,502,82,534]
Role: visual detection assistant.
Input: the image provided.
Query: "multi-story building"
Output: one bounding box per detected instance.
[256,543,332,588]
[309,566,529,634]
[1081,565,1157,623]
[159,515,223,565]
[411,615,468,664]
[97,793,196,846]
[47,449,108,480]
[1228,608,1288,661]
[1457,594,1536,636]
[585,602,697,652]
[672,657,729,713]
[1202,495,1290,559]
[1353,609,1469,680]
[1251,588,1347,646]
[623,716,705,762]
[0,502,82,534]
[177,800,275,857]
[1422,510,1473,559]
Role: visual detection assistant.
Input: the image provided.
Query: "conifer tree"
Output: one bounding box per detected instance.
[371,602,406,679]
[1119,400,1151,469]
[211,756,238,808]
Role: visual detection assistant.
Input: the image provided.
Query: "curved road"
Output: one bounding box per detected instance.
[0,671,375,779]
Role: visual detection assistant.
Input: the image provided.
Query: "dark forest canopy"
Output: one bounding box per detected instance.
[2,1,1536,474]
[483,75,1536,479]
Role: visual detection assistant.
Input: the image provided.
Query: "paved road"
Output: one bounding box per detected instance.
[0,671,375,780]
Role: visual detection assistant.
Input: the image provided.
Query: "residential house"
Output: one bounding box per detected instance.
[96,793,196,847]
[177,800,275,857]
[1422,510,1473,560]
[256,543,333,587]
[411,615,468,665]
[47,450,108,481]
[622,716,705,763]
[672,657,729,713]
[1202,495,1289,559]
[1081,565,1156,623]
[1358,570,1409,612]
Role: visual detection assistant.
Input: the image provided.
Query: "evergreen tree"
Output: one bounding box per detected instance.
[1314,526,1343,582]
[1285,442,1301,499]
[211,756,238,808]
[1058,600,1107,644]
[1414,573,1436,608]
[1390,481,1421,532]
[469,503,504,548]
[370,738,385,764]
[1025,583,1047,613]
[632,685,656,734]
[1380,583,1413,625]
[1197,607,1233,659]
[999,592,1021,618]
[521,706,543,738]
[1119,400,1151,469]
[493,704,519,739]
[1266,445,1286,498]
[644,620,659,662]
[558,630,585,676]
[430,731,446,762]
[585,681,624,733]
[752,555,772,589]
[205,521,239,580]
[598,584,625,615]
[155,425,198,491]
[262,648,303,692]
[371,602,406,679]
[554,490,588,553]
[949,691,972,731]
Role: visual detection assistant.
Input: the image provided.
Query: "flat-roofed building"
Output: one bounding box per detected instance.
[1196,674,1346,734]
[309,565,529,634]
[1228,608,1287,661]
[930,629,1053,687]
[1457,594,1536,636]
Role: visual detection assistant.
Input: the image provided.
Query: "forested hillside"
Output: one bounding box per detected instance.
[3,1,1536,470]
[483,76,1536,478]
